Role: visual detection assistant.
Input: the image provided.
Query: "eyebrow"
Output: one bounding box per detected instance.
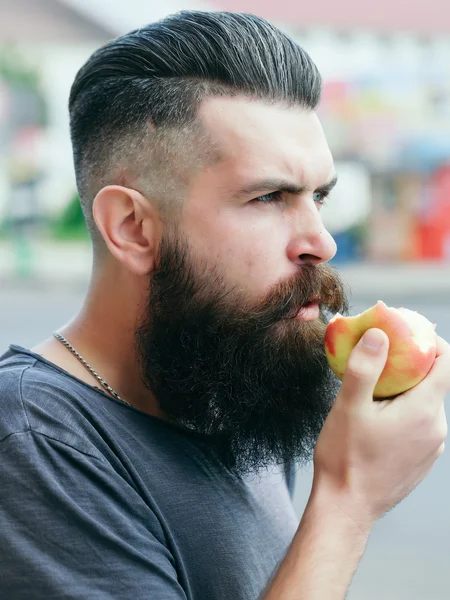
[233,174,338,199]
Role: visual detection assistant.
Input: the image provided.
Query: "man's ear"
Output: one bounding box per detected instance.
[93,185,162,276]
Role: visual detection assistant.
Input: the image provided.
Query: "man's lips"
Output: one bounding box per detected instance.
[294,300,320,321]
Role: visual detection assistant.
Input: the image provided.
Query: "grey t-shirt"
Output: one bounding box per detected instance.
[0,346,299,600]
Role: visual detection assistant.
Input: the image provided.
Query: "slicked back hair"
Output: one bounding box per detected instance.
[69,11,322,246]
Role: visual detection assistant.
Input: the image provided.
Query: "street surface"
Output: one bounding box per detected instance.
[1,282,449,599]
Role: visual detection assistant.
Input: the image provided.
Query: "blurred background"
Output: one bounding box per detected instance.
[0,1,449,598]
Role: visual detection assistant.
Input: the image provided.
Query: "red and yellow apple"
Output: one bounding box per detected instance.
[324,300,437,398]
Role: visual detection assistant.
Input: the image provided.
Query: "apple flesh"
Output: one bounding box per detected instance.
[324,300,437,398]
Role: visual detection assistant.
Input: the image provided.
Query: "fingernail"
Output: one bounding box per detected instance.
[360,329,384,352]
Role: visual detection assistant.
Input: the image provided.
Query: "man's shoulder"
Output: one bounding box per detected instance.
[0,344,82,411]
[0,346,37,441]
[0,346,107,459]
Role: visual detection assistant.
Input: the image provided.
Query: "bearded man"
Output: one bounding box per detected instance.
[0,11,448,600]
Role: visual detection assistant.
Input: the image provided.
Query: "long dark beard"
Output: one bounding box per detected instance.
[136,236,349,475]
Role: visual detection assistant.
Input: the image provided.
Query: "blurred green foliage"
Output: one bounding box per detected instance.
[51,192,89,241]
[0,46,40,88]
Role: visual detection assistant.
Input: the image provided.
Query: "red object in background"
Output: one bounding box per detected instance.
[416,224,444,259]
[415,165,450,260]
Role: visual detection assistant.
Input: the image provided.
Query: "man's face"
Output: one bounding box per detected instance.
[181,96,338,304]
[136,97,348,474]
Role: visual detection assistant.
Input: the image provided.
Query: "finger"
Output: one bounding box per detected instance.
[407,345,450,405]
[428,404,449,454]
[438,402,447,427]
[338,328,389,407]
[435,335,450,358]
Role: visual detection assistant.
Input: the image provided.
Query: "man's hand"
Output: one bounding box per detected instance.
[263,328,450,600]
[313,328,449,531]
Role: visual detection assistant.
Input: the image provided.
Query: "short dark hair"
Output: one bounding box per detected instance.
[69,11,322,244]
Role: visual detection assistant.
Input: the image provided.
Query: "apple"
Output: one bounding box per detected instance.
[324,300,437,398]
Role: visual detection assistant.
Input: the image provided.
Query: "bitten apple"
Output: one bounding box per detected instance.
[324,300,437,398]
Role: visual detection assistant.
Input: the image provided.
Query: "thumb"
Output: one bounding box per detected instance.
[339,328,390,404]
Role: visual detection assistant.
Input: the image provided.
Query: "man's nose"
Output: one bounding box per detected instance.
[286,205,337,266]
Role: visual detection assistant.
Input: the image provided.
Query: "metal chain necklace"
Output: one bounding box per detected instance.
[53,333,131,407]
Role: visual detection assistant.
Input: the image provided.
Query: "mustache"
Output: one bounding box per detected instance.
[239,262,349,325]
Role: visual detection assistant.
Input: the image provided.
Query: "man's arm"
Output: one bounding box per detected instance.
[263,487,369,599]
[263,329,449,599]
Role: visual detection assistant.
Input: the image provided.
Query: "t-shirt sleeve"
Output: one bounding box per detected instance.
[0,430,187,600]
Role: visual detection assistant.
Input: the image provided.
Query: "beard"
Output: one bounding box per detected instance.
[135,234,349,475]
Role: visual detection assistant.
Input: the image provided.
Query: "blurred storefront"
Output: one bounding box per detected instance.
[317,56,450,262]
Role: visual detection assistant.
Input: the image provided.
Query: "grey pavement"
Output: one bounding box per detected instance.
[1,261,450,598]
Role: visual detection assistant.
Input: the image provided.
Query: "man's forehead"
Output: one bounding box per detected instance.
[198,95,319,148]
[197,95,334,185]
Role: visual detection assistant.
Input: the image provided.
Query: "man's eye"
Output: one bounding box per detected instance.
[313,190,329,206]
[252,191,283,204]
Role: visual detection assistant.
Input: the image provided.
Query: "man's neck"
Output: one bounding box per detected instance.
[32,272,164,418]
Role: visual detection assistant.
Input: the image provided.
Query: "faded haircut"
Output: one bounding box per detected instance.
[69,11,322,245]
